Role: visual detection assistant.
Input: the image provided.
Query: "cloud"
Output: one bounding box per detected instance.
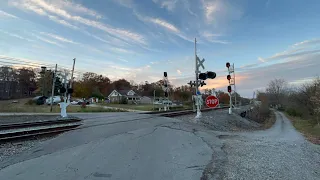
[113,0,134,8]
[153,0,178,11]
[11,0,147,46]
[258,57,265,62]
[0,30,34,42]
[235,52,320,97]
[177,69,182,75]
[52,0,102,19]
[201,0,243,25]
[0,10,19,19]
[32,34,63,47]
[40,32,78,44]
[201,31,229,44]
[149,18,180,33]
[48,15,79,29]
[110,47,134,54]
[292,39,320,48]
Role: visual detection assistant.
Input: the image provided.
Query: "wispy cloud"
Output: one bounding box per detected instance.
[0,30,34,42]
[201,0,243,25]
[10,0,147,45]
[153,0,178,11]
[110,47,134,54]
[31,34,63,47]
[40,32,78,44]
[0,10,19,19]
[292,39,320,47]
[201,31,229,44]
[52,0,102,19]
[177,69,182,75]
[149,18,180,33]
[48,15,79,29]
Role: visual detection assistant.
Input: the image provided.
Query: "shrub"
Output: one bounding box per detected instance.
[286,108,303,117]
[25,99,35,105]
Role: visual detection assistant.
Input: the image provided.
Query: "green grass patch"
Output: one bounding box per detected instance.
[0,99,127,113]
[285,113,320,145]
[99,103,190,111]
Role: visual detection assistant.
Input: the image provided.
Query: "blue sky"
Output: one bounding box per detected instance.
[0,0,320,97]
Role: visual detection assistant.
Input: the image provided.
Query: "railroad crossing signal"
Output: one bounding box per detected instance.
[199,71,217,80]
[197,56,205,70]
[228,85,232,93]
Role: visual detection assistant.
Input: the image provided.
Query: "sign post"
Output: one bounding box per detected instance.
[205,95,219,108]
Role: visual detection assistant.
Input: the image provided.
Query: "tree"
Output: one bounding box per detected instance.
[266,79,288,107]
[112,79,131,90]
[16,68,36,96]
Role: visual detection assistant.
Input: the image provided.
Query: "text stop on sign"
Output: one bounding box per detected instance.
[206,95,219,108]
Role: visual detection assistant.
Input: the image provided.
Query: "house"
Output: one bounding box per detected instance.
[108,89,141,104]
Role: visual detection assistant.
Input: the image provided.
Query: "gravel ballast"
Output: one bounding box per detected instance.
[175,109,261,131]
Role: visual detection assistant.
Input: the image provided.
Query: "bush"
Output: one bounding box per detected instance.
[120,97,128,104]
[25,99,35,105]
[286,108,303,117]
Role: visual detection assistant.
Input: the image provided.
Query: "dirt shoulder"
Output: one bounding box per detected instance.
[284,113,320,145]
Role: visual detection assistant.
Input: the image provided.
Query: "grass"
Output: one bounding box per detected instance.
[285,113,320,145]
[262,111,276,129]
[99,103,191,111]
[0,99,127,113]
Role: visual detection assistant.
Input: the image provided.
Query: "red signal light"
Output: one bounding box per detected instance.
[227,86,232,93]
[227,75,231,80]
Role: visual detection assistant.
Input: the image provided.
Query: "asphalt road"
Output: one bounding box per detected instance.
[0,111,319,180]
[0,112,215,180]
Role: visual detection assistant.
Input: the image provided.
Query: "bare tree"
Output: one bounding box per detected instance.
[310,78,320,125]
[266,79,288,107]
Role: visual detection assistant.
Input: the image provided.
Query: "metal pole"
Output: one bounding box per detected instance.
[233,63,236,108]
[195,38,201,119]
[228,68,232,115]
[50,64,57,112]
[153,90,155,111]
[68,58,76,103]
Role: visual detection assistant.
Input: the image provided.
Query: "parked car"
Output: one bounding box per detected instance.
[77,99,90,105]
[46,96,62,105]
[33,96,48,105]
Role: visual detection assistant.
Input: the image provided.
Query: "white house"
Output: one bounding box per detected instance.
[108,90,141,104]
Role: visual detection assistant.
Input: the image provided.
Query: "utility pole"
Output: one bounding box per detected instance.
[68,58,76,103]
[50,64,57,112]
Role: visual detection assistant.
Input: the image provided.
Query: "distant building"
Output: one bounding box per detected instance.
[107,89,141,104]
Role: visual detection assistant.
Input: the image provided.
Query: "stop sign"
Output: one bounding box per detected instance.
[206,95,219,108]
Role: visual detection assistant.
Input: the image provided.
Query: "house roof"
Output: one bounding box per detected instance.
[117,89,131,96]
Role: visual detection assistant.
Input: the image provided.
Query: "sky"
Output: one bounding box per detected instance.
[0,0,320,97]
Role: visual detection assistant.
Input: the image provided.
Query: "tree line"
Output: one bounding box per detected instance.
[257,77,320,125]
[0,65,251,105]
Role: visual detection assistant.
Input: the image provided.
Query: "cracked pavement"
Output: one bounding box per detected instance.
[0,111,319,180]
[0,112,215,180]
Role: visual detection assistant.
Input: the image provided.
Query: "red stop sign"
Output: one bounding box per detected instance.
[206,95,219,108]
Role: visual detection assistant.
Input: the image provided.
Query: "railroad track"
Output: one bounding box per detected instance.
[0,119,82,142]
[143,106,230,117]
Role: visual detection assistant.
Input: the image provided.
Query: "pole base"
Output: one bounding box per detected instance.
[195,110,202,119]
[229,108,232,115]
